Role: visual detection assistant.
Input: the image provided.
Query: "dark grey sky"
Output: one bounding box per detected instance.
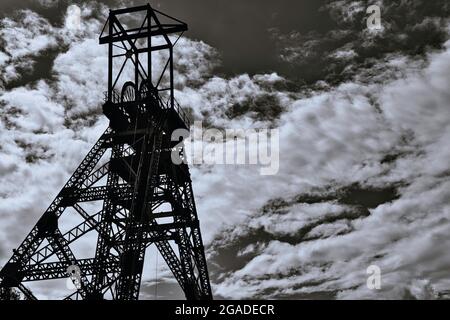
[0,0,335,78]
[2,0,447,85]
[151,0,335,76]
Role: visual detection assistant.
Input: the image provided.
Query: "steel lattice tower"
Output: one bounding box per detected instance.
[0,4,212,300]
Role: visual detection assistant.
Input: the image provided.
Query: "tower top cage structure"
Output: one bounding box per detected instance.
[100,3,190,128]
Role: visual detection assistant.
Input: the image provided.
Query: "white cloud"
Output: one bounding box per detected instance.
[52,38,108,117]
[207,39,450,299]
[0,5,222,299]
[1,80,64,132]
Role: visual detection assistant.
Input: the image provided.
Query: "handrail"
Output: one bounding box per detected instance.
[103,89,191,128]
[174,98,191,128]
[103,90,121,103]
[159,96,191,128]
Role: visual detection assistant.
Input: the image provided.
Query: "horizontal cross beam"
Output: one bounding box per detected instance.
[99,25,187,44]
[22,258,120,282]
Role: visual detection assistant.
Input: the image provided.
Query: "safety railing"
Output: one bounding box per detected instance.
[103,89,191,128]
[103,90,121,103]
[159,96,191,128]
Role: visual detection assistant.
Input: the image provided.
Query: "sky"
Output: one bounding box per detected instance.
[1,0,450,300]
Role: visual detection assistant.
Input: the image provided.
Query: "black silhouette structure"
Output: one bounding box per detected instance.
[0,4,212,300]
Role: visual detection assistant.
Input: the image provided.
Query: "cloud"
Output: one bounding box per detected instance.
[0,10,57,59]
[204,36,450,299]
[269,0,450,83]
[1,80,64,132]
[0,10,57,84]
[52,38,108,119]
[0,3,109,87]
[36,0,59,8]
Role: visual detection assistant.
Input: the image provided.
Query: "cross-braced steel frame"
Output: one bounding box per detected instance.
[0,4,212,300]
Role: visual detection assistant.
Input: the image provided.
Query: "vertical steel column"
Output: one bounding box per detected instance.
[108,11,113,101]
[170,46,174,109]
[147,6,152,86]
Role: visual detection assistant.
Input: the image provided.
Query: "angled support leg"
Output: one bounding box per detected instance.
[17,283,37,300]
[46,229,91,298]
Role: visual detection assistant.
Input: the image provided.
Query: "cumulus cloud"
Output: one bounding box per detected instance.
[0,3,109,87]
[205,36,450,300]
[0,10,57,83]
[270,0,450,84]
